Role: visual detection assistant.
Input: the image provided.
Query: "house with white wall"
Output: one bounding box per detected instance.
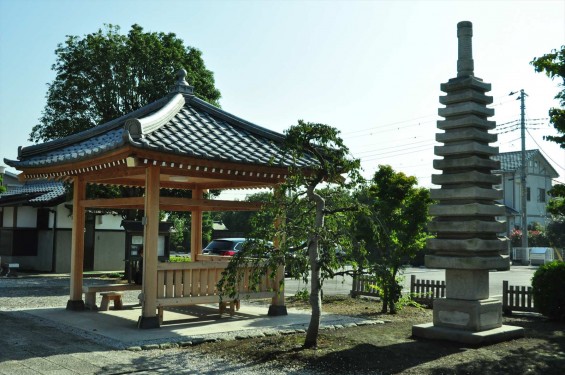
[492,149,559,234]
[0,173,126,273]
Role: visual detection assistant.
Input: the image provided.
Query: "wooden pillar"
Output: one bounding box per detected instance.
[66,176,86,310]
[138,165,160,328]
[191,187,203,262]
[269,185,287,316]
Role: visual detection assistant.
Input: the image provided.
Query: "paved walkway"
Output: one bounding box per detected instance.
[0,275,373,374]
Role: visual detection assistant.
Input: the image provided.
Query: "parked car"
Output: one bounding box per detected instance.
[202,238,246,256]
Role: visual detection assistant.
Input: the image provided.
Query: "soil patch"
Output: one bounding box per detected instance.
[193,295,565,375]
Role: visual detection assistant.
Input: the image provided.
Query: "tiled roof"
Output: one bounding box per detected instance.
[492,149,558,178]
[0,181,66,206]
[491,150,538,172]
[4,71,315,170]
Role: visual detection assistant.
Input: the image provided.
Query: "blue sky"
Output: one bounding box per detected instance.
[1,0,564,196]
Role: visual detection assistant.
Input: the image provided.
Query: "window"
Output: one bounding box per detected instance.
[538,188,546,203]
[526,187,531,201]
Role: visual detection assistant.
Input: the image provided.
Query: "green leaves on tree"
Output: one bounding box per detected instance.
[30,24,221,143]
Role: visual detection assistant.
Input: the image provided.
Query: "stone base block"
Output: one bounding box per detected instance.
[434,298,501,331]
[426,254,509,270]
[268,305,288,316]
[412,323,524,345]
[137,315,160,329]
[446,269,489,300]
[66,299,85,311]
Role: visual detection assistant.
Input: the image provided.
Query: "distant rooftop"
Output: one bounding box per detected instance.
[0,180,66,207]
[492,149,559,178]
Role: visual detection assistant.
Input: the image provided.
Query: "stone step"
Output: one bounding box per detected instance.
[431,171,500,185]
[439,90,493,105]
[430,186,502,201]
[435,142,497,157]
[427,237,507,252]
[433,155,499,171]
[428,220,505,233]
[440,76,491,93]
[439,102,494,118]
[436,128,497,144]
[429,203,505,217]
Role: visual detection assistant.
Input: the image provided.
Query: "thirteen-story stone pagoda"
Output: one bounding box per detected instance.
[412,21,524,345]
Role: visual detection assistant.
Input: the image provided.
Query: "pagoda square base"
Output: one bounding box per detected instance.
[412,323,524,345]
[433,298,502,331]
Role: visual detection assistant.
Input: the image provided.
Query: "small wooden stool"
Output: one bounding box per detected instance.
[99,292,124,311]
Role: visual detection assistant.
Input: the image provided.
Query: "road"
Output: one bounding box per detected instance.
[284,265,537,300]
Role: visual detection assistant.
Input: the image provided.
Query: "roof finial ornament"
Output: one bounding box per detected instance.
[457,21,474,77]
[169,68,194,96]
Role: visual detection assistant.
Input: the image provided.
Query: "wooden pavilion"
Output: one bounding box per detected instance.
[5,70,315,328]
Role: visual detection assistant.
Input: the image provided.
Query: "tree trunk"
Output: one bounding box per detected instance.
[389,266,398,314]
[304,185,325,349]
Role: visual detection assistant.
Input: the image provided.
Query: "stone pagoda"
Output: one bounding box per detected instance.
[412,21,524,344]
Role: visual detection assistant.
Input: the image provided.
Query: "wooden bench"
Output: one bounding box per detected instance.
[157,298,241,324]
[100,292,124,311]
[0,262,19,277]
[83,283,142,310]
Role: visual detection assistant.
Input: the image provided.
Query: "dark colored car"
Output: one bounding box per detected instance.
[202,238,246,256]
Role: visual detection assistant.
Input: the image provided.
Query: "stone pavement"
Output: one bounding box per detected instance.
[0,276,376,374]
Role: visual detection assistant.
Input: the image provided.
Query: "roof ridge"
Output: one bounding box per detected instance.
[189,97,286,143]
[18,96,171,159]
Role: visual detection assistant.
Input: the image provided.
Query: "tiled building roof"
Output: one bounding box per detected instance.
[0,181,66,206]
[4,71,315,171]
[491,150,539,172]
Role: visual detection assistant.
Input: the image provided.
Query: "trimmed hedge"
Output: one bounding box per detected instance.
[532,261,565,321]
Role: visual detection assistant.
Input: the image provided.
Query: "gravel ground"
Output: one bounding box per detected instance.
[0,275,332,374]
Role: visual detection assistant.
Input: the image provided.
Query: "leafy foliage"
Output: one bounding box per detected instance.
[218,120,362,349]
[546,220,565,249]
[30,24,221,143]
[221,192,273,235]
[531,45,565,149]
[532,260,565,321]
[354,165,433,314]
[0,175,6,193]
[531,46,565,230]
[547,184,565,219]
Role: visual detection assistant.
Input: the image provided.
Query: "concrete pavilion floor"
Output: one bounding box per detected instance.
[20,301,369,349]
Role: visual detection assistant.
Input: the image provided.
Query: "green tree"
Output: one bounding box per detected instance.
[0,174,6,193]
[531,45,565,149]
[355,165,432,314]
[30,24,221,142]
[221,192,273,235]
[531,46,565,239]
[218,121,361,349]
[547,184,565,218]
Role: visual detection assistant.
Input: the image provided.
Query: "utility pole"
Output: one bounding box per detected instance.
[509,89,528,249]
[514,90,529,249]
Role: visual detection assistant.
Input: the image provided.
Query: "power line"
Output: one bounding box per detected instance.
[341,114,437,136]
[526,128,565,171]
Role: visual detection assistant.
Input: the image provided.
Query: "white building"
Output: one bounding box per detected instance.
[0,172,126,273]
[492,149,559,233]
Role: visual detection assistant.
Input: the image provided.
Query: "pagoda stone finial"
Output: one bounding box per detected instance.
[457,21,474,77]
[169,68,194,96]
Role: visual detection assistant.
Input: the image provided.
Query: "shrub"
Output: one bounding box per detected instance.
[168,255,191,263]
[532,260,565,321]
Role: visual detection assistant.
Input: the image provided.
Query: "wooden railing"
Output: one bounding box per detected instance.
[156,260,279,308]
[350,274,380,298]
[502,280,536,315]
[410,275,445,306]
